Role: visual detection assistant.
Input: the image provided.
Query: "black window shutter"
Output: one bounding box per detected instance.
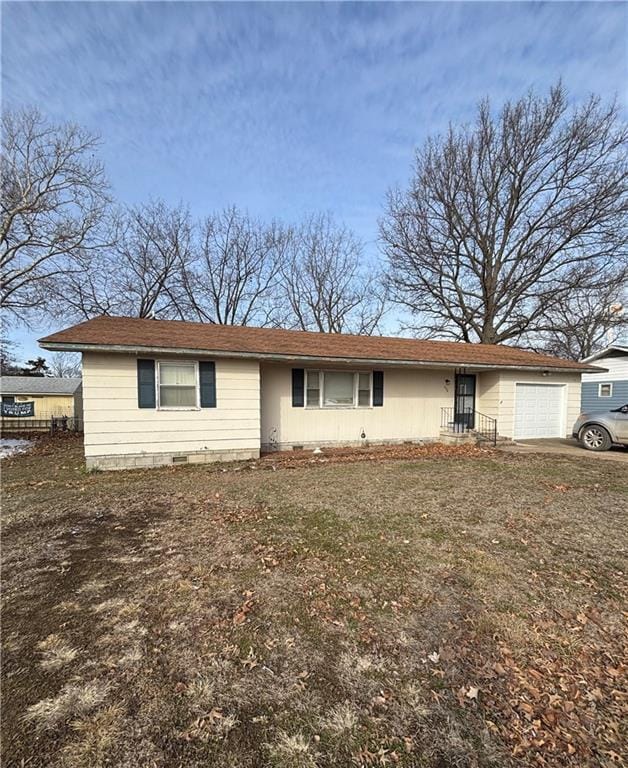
[199,361,216,408]
[292,368,304,407]
[137,359,156,408]
[373,370,384,407]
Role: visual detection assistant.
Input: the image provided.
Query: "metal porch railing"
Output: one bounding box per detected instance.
[440,407,497,446]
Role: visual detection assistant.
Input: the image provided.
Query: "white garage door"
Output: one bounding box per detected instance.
[514,384,565,439]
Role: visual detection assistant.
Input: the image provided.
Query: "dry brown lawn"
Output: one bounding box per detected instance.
[1,436,626,768]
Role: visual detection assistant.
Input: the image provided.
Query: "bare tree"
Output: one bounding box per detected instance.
[381,84,628,344]
[48,245,118,319]
[113,200,192,318]
[49,200,193,320]
[1,108,110,322]
[48,351,82,378]
[181,207,287,326]
[0,335,21,375]
[280,213,386,334]
[531,285,627,360]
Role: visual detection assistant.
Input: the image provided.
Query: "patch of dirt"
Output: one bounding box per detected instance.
[1,496,166,764]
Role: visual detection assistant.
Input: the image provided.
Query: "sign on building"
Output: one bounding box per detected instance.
[1,401,35,417]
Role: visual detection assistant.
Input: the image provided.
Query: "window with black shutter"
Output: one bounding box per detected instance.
[199,361,216,408]
[292,368,305,407]
[372,370,384,407]
[137,359,156,408]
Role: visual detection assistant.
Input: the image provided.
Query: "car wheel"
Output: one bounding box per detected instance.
[579,424,612,452]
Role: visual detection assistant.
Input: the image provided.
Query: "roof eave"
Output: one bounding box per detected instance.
[0,390,76,396]
[39,340,595,373]
[581,345,628,363]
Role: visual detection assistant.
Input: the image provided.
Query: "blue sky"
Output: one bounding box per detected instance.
[2,1,627,359]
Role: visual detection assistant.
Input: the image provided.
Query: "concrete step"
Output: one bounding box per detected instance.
[473,431,513,444]
[440,429,512,446]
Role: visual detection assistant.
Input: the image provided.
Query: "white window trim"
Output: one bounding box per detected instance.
[156,360,200,411]
[598,382,613,398]
[304,370,373,409]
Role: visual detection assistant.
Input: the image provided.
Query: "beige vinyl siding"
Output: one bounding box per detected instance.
[487,370,581,439]
[8,393,75,416]
[82,353,260,458]
[476,372,501,420]
[260,363,454,449]
[81,352,582,464]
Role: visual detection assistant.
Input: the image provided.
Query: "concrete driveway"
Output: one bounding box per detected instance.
[501,437,628,463]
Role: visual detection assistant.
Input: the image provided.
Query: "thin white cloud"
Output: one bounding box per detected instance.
[2,1,625,233]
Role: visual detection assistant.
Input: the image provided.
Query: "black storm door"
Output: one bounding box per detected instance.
[454,374,476,429]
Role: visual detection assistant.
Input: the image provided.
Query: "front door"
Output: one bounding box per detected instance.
[454,374,476,429]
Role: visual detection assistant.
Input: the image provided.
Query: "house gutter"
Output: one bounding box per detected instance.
[38,340,603,374]
[0,390,78,396]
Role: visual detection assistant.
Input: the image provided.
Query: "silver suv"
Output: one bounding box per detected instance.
[572,404,628,451]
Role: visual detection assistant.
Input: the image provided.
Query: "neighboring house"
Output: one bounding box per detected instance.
[580,345,628,411]
[0,376,82,419]
[39,316,598,470]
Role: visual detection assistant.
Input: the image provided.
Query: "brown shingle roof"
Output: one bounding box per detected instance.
[39,316,594,371]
